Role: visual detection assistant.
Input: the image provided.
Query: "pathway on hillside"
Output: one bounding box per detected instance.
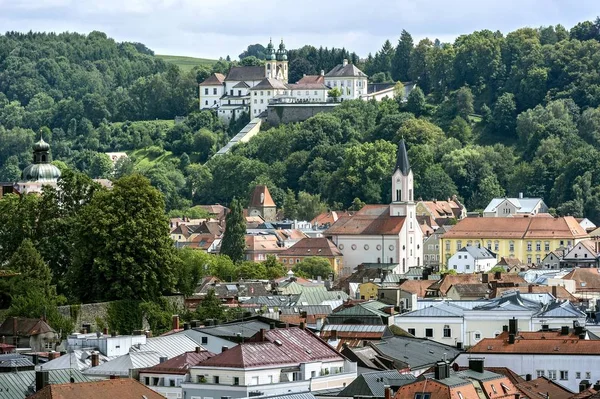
[213,117,263,157]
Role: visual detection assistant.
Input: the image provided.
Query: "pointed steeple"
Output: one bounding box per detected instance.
[394,139,410,175]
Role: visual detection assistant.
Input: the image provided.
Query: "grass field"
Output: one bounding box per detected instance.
[156,54,217,72]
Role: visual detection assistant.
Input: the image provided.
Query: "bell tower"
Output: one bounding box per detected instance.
[275,39,288,83]
[265,38,278,79]
[390,139,415,217]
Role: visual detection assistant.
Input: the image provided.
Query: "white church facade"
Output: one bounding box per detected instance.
[325,140,424,276]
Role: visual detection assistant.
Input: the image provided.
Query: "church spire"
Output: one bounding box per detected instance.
[394,139,410,176]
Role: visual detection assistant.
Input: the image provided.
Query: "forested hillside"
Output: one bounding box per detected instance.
[2,21,600,222]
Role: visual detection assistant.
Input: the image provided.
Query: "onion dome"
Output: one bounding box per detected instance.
[21,134,61,182]
[33,137,50,152]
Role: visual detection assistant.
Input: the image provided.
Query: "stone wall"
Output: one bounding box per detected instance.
[56,295,185,332]
[267,103,338,126]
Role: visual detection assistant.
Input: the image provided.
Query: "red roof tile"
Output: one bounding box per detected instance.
[140,349,216,375]
[249,185,276,208]
[562,268,600,292]
[0,317,55,337]
[515,377,574,399]
[325,205,406,236]
[399,280,435,298]
[199,73,226,86]
[279,238,342,257]
[469,334,600,355]
[27,378,165,399]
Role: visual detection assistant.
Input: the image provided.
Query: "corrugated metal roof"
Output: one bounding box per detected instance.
[39,351,111,371]
[130,334,200,359]
[296,290,348,306]
[399,302,466,317]
[198,320,271,339]
[339,370,415,397]
[83,351,162,377]
[373,336,461,370]
[0,369,90,399]
[322,325,387,333]
[259,393,317,399]
[0,358,34,369]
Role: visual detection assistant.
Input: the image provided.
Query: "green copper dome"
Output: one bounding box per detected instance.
[21,163,61,182]
[21,135,61,182]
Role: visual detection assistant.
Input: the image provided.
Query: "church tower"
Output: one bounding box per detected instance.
[275,39,288,83]
[265,38,278,79]
[264,38,288,83]
[390,139,415,217]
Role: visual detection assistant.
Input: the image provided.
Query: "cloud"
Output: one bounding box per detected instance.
[0,0,598,59]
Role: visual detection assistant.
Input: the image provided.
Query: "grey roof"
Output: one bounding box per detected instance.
[457,246,497,259]
[394,139,410,176]
[258,393,317,399]
[225,66,265,81]
[322,325,387,333]
[373,336,461,370]
[232,81,250,88]
[251,77,288,90]
[0,357,34,369]
[324,63,367,78]
[278,305,333,315]
[473,291,541,311]
[339,370,415,397]
[197,320,271,339]
[0,369,90,399]
[83,351,162,377]
[448,284,490,296]
[457,369,506,382]
[399,301,466,317]
[130,334,200,359]
[483,197,544,214]
[240,295,300,307]
[38,351,111,371]
[534,299,587,318]
[296,290,348,306]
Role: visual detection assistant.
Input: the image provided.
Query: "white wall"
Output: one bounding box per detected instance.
[330,235,401,275]
[200,84,223,108]
[455,353,599,392]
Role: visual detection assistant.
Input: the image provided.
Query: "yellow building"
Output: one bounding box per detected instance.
[357,281,380,300]
[440,216,588,269]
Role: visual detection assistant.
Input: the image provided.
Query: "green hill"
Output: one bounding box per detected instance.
[156,54,217,72]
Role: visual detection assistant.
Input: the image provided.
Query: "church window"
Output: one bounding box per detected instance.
[389,245,394,251]
[351,244,357,250]
[364,244,369,250]
[396,189,401,202]
[417,257,420,265]
[410,237,413,244]
[390,258,393,263]
[409,189,413,201]
[204,88,209,95]
[376,245,382,250]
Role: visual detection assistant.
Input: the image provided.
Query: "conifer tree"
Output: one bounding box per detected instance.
[220,198,246,263]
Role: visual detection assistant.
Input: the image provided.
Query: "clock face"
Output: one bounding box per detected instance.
[396,178,401,183]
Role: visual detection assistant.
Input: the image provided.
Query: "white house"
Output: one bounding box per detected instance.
[324,59,368,101]
[326,140,423,276]
[455,328,600,393]
[447,246,497,273]
[561,240,600,268]
[199,73,226,109]
[249,77,288,116]
[182,327,356,399]
[483,195,548,217]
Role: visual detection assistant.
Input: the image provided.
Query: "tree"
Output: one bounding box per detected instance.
[491,93,517,138]
[455,86,474,120]
[328,87,342,101]
[293,257,335,279]
[404,87,426,116]
[296,191,327,221]
[282,189,299,220]
[349,197,366,211]
[7,239,53,297]
[174,248,210,296]
[263,255,286,279]
[448,116,472,144]
[289,58,316,84]
[69,174,178,302]
[239,56,264,66]
[219,198,246,263]
[194,288,225,322]
[416,165,458,201]
[392,30,413,81]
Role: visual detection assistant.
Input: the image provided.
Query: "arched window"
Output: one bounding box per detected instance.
[41,154,47,162]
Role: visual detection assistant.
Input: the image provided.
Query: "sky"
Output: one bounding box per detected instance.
[0,0,598,60]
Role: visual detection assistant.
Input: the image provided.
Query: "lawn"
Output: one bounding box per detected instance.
[156,54,217,72]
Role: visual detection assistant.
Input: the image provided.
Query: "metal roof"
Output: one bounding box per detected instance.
[373,336,461,370]
[322,325,387,333]
[83,351,162,377]
[197,320,272,339]
[39,350,111,371]
[339,370,415,397]
[257,393,317,399]
[0,357,34,369]
[399,301,466,317]
[0,369,90,399]
[130,335,201,359]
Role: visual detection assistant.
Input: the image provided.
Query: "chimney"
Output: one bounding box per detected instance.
[482,274,489,284]
[222,346,229,352]
[434,361,449,380]
[342,59,348,67]
[508,334,515,344]
[172,315,180,331]
[159,356,168,363]
[35,370,49,392]
[509,318,518,335]
[519,192,523,199]
[495,271,502,280]
[528,285,533,293]
[331,330,338,340]
[456,342,463,350]
[91,352,99,368]
[594,381,600,392]
[102,327,109,335]
[502,325,509,332]
[183,323,190,331]
[384,386,392,399]
[32,354,39,365]
[541,325,549,332]
[526,374,532,381]
[320,70,325,76]
[469,358,484,373]
[260,328,266,342]
[111,331,117,337]
[300,322,305,330]
[269,322,276,330]
[561,326,569,335]
[195,346,203,354]
[580,380,592,392]
[145,331,153,338]
[552,285,557,298]
[48,352,60,360]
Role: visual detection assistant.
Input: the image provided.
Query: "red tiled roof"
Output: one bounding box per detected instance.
[27,378,165,399]
[515,377,574,399]
[469,334,600,355]
[399,280,435,298]
[249,185,276,208]
[395,379,478,399]
[310,211,354,227]
[297,75,325,84]
[325,205,406,236]
[562,268,600,291]
[245,235,284,252]
[279,238,342,257]
[420,200,462,219]
[197,327,342,369]
[140,350,216,375]
[199,73,225,86]
[0,317,55,337]
[442,216,588,239]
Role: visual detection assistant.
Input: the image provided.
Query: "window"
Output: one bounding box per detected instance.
[453,265,457,269]
[466,265,470,270]
[254,99,257,104]
[536,241,541,251]
[458,255,462,259]
[213,88,217,95]
[443,325,451,338]
[268,91,271,96]
[446,241,450,251]
[233,377,239,386]
[296,258,300,263]
[536,370,545,378]
[204,88,209,95]
[527,256,532,264]
[576,372,581,379]
[548,370,557,380]
[487,241,492,250]
[536,255,541,264]
[545,241,550,251]
[415,394,431,399]
[474,332,481,340]
[205,100,208,105]
[260,99,264,104]
[213,376,219,384]
[144,377,150,385]
[586,372,591,379]
[425,328,433,337]
[560,371,568,380]
[261,91,264,95]
[527,242,532,251]
[494,241,499,251]
[560,240,564,246]
[408,328,416,335]
[457,241,462,250]
[467,241,472,247]
[509,241,514,252]
[201,336,208,344]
